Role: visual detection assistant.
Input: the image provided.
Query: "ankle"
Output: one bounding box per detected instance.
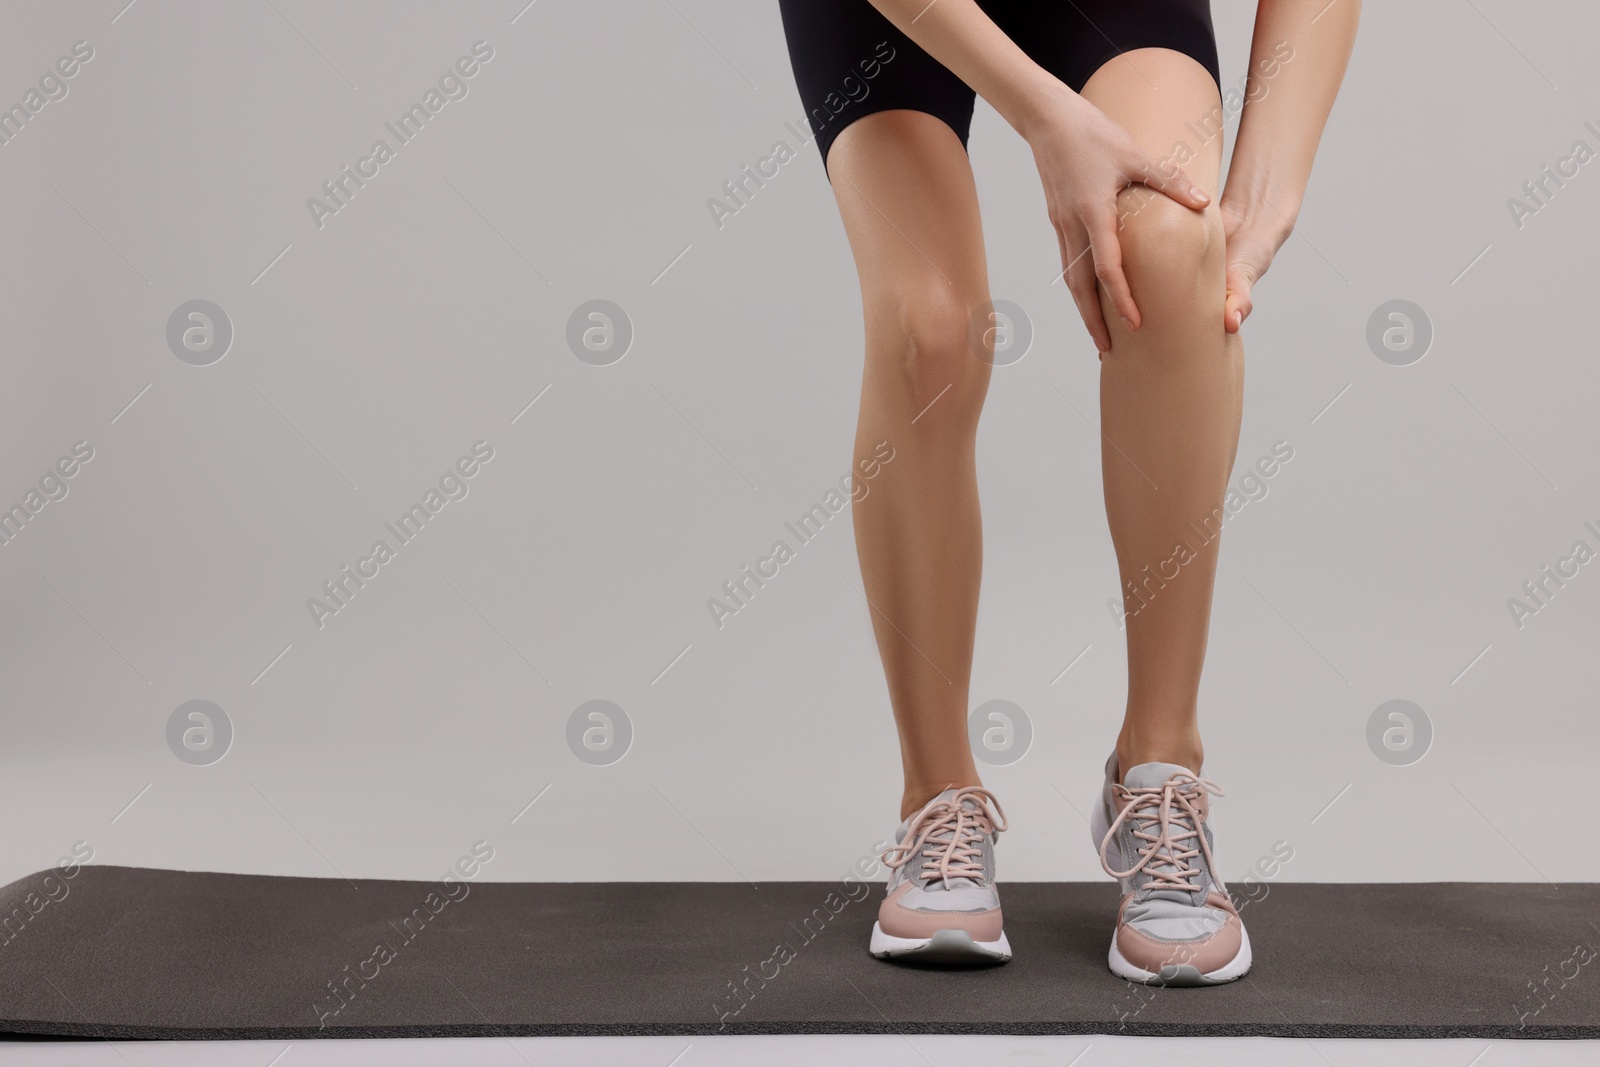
[1115,730,1203,782]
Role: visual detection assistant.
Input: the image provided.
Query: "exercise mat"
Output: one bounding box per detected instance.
[1,865,1593,1039]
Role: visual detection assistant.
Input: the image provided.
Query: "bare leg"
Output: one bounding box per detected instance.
[1080,51,1244,778]
[826,111,993,819]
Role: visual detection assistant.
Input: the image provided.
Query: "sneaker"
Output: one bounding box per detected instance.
[869,786,1011,964]
[1089,755,1251,985]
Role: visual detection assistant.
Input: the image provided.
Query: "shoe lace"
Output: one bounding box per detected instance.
[1098,772,1224,897]
[881,787,1007,888]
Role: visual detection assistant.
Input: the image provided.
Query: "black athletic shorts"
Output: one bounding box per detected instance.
[777,0,1220,171]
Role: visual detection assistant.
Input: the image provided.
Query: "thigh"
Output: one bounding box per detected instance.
[825,109,990,320]
[1080,46,1228,199]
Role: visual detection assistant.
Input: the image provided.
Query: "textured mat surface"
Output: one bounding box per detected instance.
[0,865,1595,1039]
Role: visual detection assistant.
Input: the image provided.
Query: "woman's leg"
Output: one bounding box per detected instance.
[1080,50,1243,778]
[825,110,993,820]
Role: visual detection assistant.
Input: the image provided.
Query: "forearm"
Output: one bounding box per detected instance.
[1223,0,1361,232]
[862,0,1072,137]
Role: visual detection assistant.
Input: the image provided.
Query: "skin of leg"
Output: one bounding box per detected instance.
[825,110,994,820]
[1080,50,1245,779]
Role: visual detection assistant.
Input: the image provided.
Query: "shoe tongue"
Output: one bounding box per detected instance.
[1123,761,1194,790]
[903,788,984,891]
[1120,763,1207,904]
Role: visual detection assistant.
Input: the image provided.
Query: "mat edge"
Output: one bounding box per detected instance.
[3,1020,1596,1041]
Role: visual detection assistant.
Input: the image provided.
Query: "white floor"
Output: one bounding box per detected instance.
[0,1035,1594,1066]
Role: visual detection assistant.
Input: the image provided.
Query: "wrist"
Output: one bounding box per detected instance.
[1006,70,1080,141]
[1220,175,1299,242]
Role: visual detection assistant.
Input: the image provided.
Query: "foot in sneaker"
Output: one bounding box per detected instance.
[1089,755,1251,985]
[870,786,1011,964]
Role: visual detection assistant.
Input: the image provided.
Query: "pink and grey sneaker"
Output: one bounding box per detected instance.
[1089,756,1252,985]
[870,786,1011,964]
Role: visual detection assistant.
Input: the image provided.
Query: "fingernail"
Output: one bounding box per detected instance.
[1191,185,1209,203]
[1120,315,1134,330]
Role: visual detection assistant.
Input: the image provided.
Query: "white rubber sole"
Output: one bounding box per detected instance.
[869,922,1012,964]
[1107,922,1253,986]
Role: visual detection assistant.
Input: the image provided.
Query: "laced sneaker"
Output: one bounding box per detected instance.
[870,786,1011,964]
[1089,756,1251,985]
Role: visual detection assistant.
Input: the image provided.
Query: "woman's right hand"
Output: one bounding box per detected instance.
[1025,84,1211,353]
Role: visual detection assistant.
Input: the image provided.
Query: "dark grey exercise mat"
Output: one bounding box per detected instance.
[0,865,1594,1040]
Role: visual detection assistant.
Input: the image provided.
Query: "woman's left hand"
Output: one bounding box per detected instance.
[1220,199,1291,334]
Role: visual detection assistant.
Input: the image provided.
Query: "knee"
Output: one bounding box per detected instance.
[1113,188,1221,311]
[872,286,990,426]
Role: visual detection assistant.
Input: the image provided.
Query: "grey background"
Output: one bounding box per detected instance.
[0,0,1594,890]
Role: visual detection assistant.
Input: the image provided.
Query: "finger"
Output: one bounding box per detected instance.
[1224,266,1255,333]
[1223,286,1251,333]
[1059,222,1112,353]
[1223,292,1246,333]
[1137,159,1210,211]
[1086,210,1139,330]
